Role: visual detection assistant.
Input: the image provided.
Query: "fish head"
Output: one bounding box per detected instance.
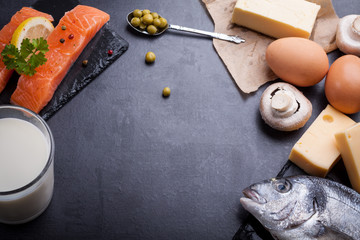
[240,176,322,231]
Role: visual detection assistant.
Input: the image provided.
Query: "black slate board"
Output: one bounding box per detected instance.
[0,0,129,121]
[39,24,128,120]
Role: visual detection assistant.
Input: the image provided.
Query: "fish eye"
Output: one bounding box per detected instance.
[273,179,291,193]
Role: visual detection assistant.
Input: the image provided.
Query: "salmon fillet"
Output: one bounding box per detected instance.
[11,5,110,113]
[0,7,53,93]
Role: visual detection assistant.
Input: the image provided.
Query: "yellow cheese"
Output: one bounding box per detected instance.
[335,123,360,193]
[289,105,355,177]
[231,0,321,39]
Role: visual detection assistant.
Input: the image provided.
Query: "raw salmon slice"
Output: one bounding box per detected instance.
[11,5,110,113]
[0,7,53,93]
[0,7,53,44]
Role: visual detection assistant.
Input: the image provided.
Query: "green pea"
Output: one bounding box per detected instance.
[130,17,141,27]
[151,12,159,19]
[147,25,157,35]
[145,51,156,63]
[142,9,151,15]
[133,9,142,18]
[142,13,153,25]
[159,17,167,28]
[139,22,147,30]
[162,87,171,97]
[153,18,161,27]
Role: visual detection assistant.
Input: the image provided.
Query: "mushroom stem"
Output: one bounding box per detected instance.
[272,90,294,111]
[271,90,298,117]
[352,16,360,35]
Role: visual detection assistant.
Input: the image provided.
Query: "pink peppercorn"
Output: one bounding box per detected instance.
[68,34,74,39]
[108,49,113,55]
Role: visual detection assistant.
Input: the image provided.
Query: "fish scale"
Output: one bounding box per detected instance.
[240,175,360,240]
[316,177,360,239]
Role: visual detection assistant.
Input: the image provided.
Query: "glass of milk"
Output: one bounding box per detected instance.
[0,105,54,224]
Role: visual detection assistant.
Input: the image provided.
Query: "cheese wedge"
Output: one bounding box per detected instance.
[335,123,360,193]
[231,0,321,39]
[289,105,355,177]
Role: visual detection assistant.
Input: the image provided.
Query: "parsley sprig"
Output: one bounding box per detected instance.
[1,37,49,76]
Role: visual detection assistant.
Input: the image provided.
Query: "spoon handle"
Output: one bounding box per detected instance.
[168,24,245,44]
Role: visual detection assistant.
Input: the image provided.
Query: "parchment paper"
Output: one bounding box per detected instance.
[202,0,339,93]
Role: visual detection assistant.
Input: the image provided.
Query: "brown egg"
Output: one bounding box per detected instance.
[266,37,329,87]
[325,55,360,114]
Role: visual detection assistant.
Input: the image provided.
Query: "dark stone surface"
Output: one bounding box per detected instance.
[0,0,359,239]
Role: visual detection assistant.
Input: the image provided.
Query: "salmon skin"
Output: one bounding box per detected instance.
[11,5,110,113]
[0,7,53,94]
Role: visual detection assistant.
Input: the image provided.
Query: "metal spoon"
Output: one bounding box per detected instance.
[127,12,245,44]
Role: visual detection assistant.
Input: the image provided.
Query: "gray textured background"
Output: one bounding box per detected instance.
[0,0,359,239]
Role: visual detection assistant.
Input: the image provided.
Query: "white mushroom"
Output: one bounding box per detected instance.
[336,15,360,56]
[270,89,298,118]
[260,82,312,131]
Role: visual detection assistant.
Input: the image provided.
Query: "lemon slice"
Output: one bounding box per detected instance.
[11,17,54,49]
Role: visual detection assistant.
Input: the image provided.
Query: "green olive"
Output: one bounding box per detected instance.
[139,22,147,30]
[159,17,168,28]
[142,13,153,25]
[133,9,142,18]
[147,25,157,35]
[151,12,159,19]
[145,51,156,63]
[162,87,171,97]
[142,9,151,15]
[130,17,141,27]
[153,18,161,27]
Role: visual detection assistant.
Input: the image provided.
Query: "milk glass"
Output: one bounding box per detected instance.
[0,105,54,224]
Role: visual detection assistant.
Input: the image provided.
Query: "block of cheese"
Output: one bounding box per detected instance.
[231,0,321,39]
[335,123,360,193]
[289,105,355,177]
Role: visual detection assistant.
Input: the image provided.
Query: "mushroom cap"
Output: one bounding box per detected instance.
[336,15,360,56]
[260,82,312,131]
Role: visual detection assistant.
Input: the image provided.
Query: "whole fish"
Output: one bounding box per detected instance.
[240,175,360,240]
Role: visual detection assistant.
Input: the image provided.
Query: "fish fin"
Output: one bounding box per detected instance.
[311,220,353,240]
[315,224,353,240]
[315,221,326,237]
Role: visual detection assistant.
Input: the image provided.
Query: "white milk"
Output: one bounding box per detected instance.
[0,117,54,224]
[0,118,49,191]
